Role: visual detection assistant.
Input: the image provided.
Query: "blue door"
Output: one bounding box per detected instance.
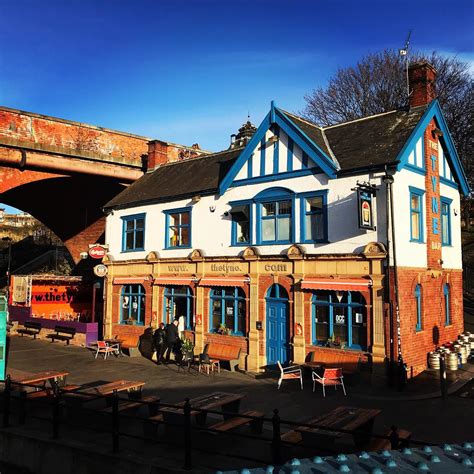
[266,285,289,366]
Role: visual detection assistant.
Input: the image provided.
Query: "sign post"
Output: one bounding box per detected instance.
[0,296,8,381]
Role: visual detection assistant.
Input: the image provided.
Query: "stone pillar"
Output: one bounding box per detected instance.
[104,265,114,339]
[371,274,386,373]
[247,270,260,371]
[292,275,305,364]
[194,285,205,354]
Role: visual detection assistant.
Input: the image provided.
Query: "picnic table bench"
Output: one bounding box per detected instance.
[46,325,76,345]
[118,335,140,357]
[209,410,264,434]
[288,406,380,449]
[17,321,42,339]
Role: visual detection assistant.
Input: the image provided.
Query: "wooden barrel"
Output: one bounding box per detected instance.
[429,352,440,370]
[446,352,458,371]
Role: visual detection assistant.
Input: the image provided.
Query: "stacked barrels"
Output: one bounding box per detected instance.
[428,332,473,371]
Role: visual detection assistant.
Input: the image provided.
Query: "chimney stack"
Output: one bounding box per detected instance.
[147,140,168,171]
[408,62,437,108]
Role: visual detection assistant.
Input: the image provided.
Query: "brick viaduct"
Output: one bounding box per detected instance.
[0,106,200,265]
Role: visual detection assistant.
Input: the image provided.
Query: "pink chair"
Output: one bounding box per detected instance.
[277,361,303,390]
[312,368,346,397]
[95,341,119,360]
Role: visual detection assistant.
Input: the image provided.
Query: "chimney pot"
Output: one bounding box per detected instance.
[408,62,437,108]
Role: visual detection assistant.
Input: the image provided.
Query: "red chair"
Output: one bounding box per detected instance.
[312,368,346,397]
[277,361,303,390]
[95,341,119,360]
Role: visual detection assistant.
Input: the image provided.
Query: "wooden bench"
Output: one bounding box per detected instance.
[17,321,42,339]
[205,343,241,371]
[368,427,411,452]
[46,326,76,345]
[306,349,361,376]
[281,430,302,444]
[119,335,140,357]
[101,395,160,416]
[208,410,264,434]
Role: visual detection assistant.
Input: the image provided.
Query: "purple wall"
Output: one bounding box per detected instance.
[10,308,98,346]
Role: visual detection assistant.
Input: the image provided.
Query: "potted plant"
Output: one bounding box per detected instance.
[326,334,341,348]
[217,323,231,336]
[180,337,195,361]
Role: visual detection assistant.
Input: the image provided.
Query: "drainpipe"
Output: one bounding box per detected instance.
[383,168,406,389]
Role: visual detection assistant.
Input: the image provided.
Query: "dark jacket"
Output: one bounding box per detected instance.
[165,323,179,344]
[153,327,166,348]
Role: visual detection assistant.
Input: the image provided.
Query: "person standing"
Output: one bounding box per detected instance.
[153,322,166,364]
[178,314,185,340]
[164,319,179,363]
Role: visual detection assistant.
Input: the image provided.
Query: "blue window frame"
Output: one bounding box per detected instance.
[230,200,253,246]
[120,284,145,325]
[164,208,191,249]
[444,284,450,326]
[121,213,145,252]
[210,287,246,336]
[163,286,193,329]
[299,191,328,243]
[255,188,295,244]
[312,291,366,350]
[409,187,425,243]
[441,197,452,246]
[415,284,422,331]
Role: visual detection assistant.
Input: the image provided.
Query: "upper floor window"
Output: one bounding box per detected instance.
[300,191,328,243]
[230,202,252,246]
[415,284,422,331]
[210,287,246,336]
[164,208,191,248]
[444,283,450,326]
[121,284,145,325]
[441,197,452,246]
[409,187,424,243]
[122,213,145,252]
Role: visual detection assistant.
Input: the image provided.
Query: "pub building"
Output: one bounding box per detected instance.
[102,62,469,378]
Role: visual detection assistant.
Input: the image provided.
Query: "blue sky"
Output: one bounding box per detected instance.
[0,0,472,213]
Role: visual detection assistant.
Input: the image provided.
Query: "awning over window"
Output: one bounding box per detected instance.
[300,277,371,292]
[153,277,195,286]
[113,277,149,285]
[199,277,250,287]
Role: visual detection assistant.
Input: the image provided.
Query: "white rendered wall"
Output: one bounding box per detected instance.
[440,181,462,269]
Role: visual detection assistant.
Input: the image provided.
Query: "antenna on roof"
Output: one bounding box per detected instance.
[399,30,412,103]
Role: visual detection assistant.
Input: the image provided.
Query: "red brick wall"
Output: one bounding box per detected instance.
[388,267,463,376]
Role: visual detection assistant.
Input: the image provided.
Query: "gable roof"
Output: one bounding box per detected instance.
[104,148,242,210]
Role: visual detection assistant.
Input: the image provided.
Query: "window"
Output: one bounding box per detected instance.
[121,284,145,325]
[441,197,452,246]
[230,202,252,245]
[444,284,450,326]
[300,191,327,243]
[164,286,193,328]
[164,208,191,248]
[409,187,424,242]
[415,284,422,331]
[312,291,366,350]
[259,200,292,243]
[121,214,145,252]
[210,287,246,336]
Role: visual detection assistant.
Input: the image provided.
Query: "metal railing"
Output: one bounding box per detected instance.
[1,376,433,471]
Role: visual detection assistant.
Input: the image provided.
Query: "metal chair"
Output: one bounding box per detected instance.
[95,341,119,360]
[312,367,346,397]
[277,361,303,390]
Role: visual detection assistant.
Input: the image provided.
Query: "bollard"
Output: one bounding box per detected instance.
[112,389,119,453]
[439,355,447,400]
[271,409,281,466]
[3,375,11,428]
[183,398,192,470]
[52,388,60,439]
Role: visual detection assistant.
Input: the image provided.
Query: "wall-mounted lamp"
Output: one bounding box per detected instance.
[191,195,201,204]
[432,128,443,139]
[80,252,88,260]
[209,206,216,213]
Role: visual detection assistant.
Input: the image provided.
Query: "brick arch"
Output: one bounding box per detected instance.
[2,174,126,264]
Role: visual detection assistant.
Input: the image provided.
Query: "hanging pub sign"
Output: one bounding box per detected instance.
[354,182,377,230]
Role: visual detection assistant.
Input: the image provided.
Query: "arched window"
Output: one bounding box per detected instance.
[415,284,422,331]
[444,283,450,326]
[210,287,246,336]
[121,284,145,325]
[312,291,366,350]
[266,284,288,299]
[163,286,193,328]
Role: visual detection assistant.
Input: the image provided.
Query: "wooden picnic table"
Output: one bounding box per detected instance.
[162,391,245,426]
[79,380,145,398]
[9,369,70,391]
[296,406,381,449]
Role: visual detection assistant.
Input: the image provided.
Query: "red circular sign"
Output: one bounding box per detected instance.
[88,245,106,259]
